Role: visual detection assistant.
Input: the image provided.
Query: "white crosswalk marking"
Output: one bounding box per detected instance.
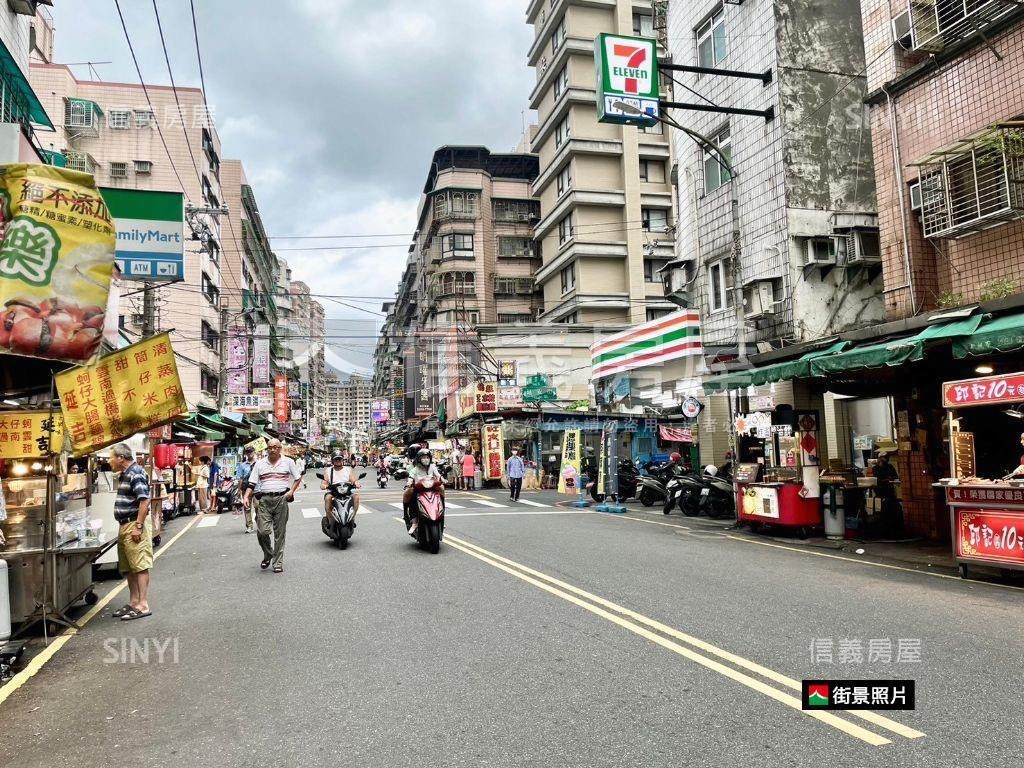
[444,502,464,509]
[388,502,405,510]
[357,506,375,515]
[513,499,550,508]
[196,515,220,528]
[301,508,321,519]
[474,500,507,508]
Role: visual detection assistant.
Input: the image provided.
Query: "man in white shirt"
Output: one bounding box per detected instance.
[321,452,361,519]
[243,439,302,573]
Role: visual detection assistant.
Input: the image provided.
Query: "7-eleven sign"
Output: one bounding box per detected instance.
[595,33,660,126]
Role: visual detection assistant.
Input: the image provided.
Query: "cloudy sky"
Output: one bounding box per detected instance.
[48,1,534,367]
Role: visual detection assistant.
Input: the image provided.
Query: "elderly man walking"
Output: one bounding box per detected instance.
[110,443,153,621]
[243,439,301,573]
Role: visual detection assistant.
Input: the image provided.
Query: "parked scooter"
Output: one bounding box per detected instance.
[213,477,241,515]
[663,470,706,516]
[317,471,366,549]
[406,476,445,554]
[377,466,388,488]
[589,458,641,502]
[697,465,736,519]
[637,462,681,507]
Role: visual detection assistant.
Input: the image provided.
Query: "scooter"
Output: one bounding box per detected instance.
[407,477,445,554]
[637,462,679,507]
[697,467,736,520]
[317,471,366,549]
[213,477,241,515]
[377,467,388,488]
[664,470,705,516]
[589,459,641,502]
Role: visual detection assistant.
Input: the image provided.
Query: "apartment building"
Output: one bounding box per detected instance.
[0,2,53,165]
[859,1,1024,317]
[667,0,884,365]
[325,373,371,434]
[285,279,327,429]
[30,55,226,407]
[527,0,676,327]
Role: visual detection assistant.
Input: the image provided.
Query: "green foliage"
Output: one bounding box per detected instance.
[936,291,965,309]
[979,278,1017,303]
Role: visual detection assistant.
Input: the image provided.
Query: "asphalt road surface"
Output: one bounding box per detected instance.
[2,473,1021,766]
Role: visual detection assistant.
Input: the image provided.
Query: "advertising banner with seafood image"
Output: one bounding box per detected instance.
[55,332,187,456]
[0,164,116,364]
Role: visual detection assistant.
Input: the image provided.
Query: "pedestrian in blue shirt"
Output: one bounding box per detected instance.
[506,449,525,502]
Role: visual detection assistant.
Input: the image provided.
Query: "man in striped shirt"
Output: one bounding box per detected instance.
[243,439,302,573]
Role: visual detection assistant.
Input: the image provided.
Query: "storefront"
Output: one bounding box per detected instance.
[938,370,1024,578]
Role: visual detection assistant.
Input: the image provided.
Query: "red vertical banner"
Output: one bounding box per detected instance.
[274,376,289,423]
[483,423,504,481]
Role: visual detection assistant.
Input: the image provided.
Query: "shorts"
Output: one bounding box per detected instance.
[118,518,154,574]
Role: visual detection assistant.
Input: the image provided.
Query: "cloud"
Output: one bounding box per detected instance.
[49,0,533,323]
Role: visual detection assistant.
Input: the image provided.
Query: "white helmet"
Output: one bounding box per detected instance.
[704,464,719,477]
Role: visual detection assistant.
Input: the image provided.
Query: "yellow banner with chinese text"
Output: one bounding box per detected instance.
[0,411,66,460]
[55,332,187,456]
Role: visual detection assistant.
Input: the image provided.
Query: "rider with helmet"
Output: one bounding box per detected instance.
[322,451,361,521]
[404,447,443,535]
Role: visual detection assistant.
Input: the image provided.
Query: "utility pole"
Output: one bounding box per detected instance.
[217,301,229,411]
[141,285,156,337]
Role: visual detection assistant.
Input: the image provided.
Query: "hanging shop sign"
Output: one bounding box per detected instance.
[254,386,273,411]
[557,428,582,495]
[246,436,267,453]
[227,326,248,394]
[274,376,289,423]
[497,360,518,387]
[749,395,775,412]
[942,372,1024,408]
[147,424,172,441]
[659,425,694,443]
[0,411,65,460]
[228,393,261,414]
[101,187,184,281]
[0,164,117,364]
[55,332,187,456]
[594,33,660,126]
[252,324,270,384]
[371,399,390,424]
[497,386,524,410]
[483,423,504,482]
[681,396,704,419]
[457,382,497,418]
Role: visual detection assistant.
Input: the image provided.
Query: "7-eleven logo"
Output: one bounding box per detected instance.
[607,39,653,95]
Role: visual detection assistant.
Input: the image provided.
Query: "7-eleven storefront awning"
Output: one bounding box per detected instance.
[591,310,702,380]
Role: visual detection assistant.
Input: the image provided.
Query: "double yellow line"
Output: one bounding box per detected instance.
[446,534,925,747]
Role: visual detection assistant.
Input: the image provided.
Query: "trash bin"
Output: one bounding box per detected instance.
[823,484,845,539]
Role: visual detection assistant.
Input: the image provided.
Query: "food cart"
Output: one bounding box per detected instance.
[734,409,823,532]
[939,371,1024,579]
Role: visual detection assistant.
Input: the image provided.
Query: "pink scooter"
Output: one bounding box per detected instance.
[410,477,445,554]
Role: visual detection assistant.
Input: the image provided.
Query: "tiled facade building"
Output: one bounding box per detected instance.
[859,1,1024,319]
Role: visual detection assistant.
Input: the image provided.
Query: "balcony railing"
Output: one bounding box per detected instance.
[905,0,1021,53]
[912,123,1024,239]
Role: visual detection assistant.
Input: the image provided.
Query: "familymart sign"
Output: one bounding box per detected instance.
[100,187,185,281]
[595,33,660,126]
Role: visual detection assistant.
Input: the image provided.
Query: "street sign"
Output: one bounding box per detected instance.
[522,373,557,404]
[101,187,185,282]
[594,33,660,126]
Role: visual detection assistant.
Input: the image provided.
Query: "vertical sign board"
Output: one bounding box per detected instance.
[274,375,289,423]
[483,423,504,482]
[101,187,185,281]
[415,337,432,415]
[594,33,660,126]
[227,326,248,394]
[253,324,270,384]
[558,429,582,495]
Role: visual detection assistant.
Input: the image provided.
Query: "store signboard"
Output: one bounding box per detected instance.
[227,326,248,394]
[55,332,187,456]
[102,187,184,281]
[497,360,518,387]
[274,376,288,423]
[943,372,1024,408]
[955,509,1024,566]
[252,324,270,384]
[594,33,660,126]
[498,386,523,410]
[371,399,390,424]
[254,387,273,411]
[228,393,261,414]
[557,428,582,495]
[483,423,504,481]
[0,411,65,459]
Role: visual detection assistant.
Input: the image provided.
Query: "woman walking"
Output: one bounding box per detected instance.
[461,451,476,491]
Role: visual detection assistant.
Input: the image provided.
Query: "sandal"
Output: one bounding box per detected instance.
[112,604,133,618]
[120,607,152,621]
[272,565,283,573]
[260,558,271,570]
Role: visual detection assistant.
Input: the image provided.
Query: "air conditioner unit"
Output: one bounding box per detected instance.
[517,213,534,222]
[909,181,922,211]
[744,282,776,319]
[833,230,882,265]
[804,237,836,266]
[891,9,913,48]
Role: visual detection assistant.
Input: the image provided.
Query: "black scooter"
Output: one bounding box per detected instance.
[664,470,705,516]
[377,467,388,488]
[590,459,641,502]
[697,468,736,519]
[317,471,366,549]
[213,477,241,514]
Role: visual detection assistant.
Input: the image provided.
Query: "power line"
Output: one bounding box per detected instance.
[151,0,202,182]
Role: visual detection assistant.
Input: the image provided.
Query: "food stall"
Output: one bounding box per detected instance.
[939,371,1024,579]
[734,409,823,531]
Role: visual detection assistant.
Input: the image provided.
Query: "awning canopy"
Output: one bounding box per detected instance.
[953,312,1024,359]
[65,97,103,117]
[0,38,53,128]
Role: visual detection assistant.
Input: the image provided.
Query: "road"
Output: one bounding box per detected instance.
[1,472,1021,766]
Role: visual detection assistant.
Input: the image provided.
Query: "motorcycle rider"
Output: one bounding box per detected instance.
[321,451,361,522]
[404,447,443,536]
